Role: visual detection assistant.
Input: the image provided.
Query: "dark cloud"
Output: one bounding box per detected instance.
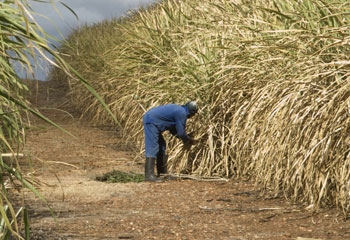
[29,0,157,39]
[24,0,157,80]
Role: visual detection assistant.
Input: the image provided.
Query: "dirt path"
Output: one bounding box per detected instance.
[18,81,350,240]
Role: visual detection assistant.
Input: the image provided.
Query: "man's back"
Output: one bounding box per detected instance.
[143,104,187,125]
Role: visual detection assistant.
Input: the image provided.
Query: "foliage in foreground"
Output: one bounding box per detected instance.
[0,0,57,238]
[1,0,117,238]
[54,0,350,216]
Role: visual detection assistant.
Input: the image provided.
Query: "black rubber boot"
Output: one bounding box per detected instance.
[145,157,162,182]
[156,154,177,180]
[156,153,168,176]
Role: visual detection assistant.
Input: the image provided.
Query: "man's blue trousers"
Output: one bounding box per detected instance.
[144,123,166,158]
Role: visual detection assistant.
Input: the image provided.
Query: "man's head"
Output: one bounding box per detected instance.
[185,101,198,118]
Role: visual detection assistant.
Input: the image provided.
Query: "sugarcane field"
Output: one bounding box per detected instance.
[2,0,350,239]
[20,80,350,240]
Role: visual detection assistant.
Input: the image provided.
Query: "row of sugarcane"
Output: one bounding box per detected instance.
[55,0,350,216]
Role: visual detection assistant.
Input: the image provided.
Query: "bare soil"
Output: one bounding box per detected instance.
[15,80,350,240]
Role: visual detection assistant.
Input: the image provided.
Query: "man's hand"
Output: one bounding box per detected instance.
[183,136,198,146]
[189,137,198,145]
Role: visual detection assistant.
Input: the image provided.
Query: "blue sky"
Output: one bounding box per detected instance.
[23,0,158,80]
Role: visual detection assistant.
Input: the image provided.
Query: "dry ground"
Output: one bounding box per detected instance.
[13,80,350,240]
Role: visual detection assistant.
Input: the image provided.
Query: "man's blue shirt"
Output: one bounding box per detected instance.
[143,104,190,140]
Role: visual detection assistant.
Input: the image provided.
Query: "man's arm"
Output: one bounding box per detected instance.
[174,113,197,145]
[168,126,178,137]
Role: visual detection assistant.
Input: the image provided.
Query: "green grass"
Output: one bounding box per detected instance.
[96,170,144,183]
